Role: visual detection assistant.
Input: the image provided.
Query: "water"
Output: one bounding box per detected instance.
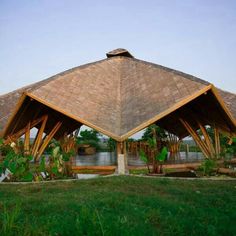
[73,152,204,166]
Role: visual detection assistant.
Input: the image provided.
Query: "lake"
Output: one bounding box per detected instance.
[73,152,204,166]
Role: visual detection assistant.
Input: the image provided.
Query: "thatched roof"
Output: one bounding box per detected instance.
[1,49,236,140]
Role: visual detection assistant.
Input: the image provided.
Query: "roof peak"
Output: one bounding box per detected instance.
[106,48,134,58]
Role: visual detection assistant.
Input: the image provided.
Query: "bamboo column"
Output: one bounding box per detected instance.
[31,115,48,157]
[24,121,31,155]
[214,127,221,158]
[179,117,222,159]
[179,118,211,158]
[35,121,62,161]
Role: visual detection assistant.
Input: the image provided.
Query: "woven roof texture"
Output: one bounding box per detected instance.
[0,49,235,139]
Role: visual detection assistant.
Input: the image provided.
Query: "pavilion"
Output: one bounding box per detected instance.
[0,49,235,173]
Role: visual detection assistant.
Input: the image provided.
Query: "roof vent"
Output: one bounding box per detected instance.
[106,48,134,58]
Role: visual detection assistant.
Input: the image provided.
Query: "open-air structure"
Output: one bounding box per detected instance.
[0,49,236,173]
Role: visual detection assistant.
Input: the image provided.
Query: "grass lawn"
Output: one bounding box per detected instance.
[0,176,236,236]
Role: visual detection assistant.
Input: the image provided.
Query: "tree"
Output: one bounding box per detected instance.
[76,129,101,150]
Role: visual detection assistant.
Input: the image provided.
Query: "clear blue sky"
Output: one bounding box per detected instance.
[0,0,236,95]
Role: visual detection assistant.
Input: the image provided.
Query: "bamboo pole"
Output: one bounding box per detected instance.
[214,127,221,158]
[179,118,210,158]
[24,121,31,155]
[198,122,215,157]
[5,116,48,145]
[35,121,62,161]
[31,115,48,157]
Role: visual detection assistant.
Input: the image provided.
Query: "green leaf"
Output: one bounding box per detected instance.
[22,172,34,182]
[139,149,148,163]
[3,159,9,168]
[0,138,3,145]
[17,157,27,164]
[17,166,26,174]
[51,166,58,175]
[39,156,46,172]
[9,162,17,174]
[52,146,60,158]
[0,163,4,174]
[26,155,33,161]
[156,147,168,162]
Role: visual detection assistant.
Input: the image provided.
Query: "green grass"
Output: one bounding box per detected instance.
[0,176,236,235]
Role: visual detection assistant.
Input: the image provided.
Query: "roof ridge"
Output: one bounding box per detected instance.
[121,56,210,86]
[217,88,236,96]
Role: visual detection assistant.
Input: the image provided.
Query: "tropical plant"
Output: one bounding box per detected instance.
[48,146,64,178]
[199,159,217,176]
[0,144,34,182]
[0,136,76,181]
[139,125,168,174]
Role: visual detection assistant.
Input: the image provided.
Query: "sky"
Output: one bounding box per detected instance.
[0,0,236,94]
[0,0,236,138]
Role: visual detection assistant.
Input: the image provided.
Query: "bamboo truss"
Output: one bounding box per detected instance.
[167,133,182,159]
[4,115,62,162]
[179,117,222,159]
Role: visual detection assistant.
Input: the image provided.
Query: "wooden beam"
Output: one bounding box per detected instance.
[4,115,49,145]
[31,115,48,157]
[35,121,62,161]
[179,118,211,158]
[24,121,31,155]
[71,166,116,171]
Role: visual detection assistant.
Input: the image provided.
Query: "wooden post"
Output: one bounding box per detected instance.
[24,121,31,155]
[116,141,128,174]
[186,144,189,159]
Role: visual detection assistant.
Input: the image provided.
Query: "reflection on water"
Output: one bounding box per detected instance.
[75,152,116,166]
[74,152,204,166]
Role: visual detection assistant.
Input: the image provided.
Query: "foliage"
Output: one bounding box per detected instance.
[0,136,76,181]
[77,129,100,142]
[1,176,236,235]
[0,145,34,182]
[139,124,168,174]
[139,149,148,163]
[107,137,116,151]
[142,125,167,141]
[49,146,64,177]
[199,159,217,176]
[77,129,101,150]
[156,146,168,163]
[204,127,236,157]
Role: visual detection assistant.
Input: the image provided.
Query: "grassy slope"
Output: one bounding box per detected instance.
[0,176,236,236]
